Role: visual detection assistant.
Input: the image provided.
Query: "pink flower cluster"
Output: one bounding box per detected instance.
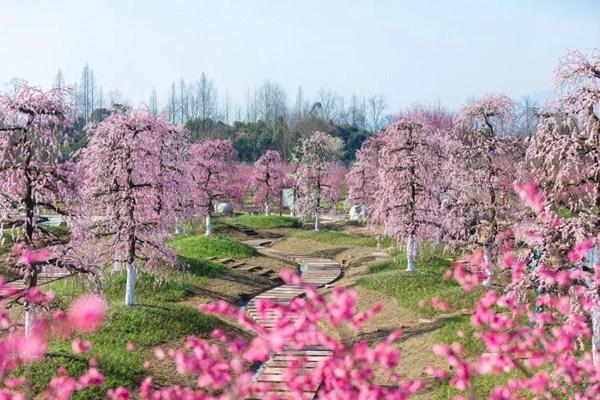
[0,279,107,399]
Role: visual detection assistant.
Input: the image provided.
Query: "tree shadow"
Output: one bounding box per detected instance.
[308,247,349,260]
[355,315,467,346]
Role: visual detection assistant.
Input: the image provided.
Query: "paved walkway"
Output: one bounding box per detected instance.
[244,241,342,399]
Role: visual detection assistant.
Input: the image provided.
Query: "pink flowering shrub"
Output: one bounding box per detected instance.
[0,279,107,399]
[251,150,285,215]
[436,183,600,399]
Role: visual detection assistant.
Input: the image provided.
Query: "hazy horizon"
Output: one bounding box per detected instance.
[1,0,598,113]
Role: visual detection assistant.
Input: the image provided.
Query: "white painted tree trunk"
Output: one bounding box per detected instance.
[586,246,600,367]
[406,234,417,272]
[314,213,320,232]
[125,263,136,306]
[24,302,36,335]
[205,214,213,237]
[113,248,122,272]
[174,218,180,235]
[483,245,494,286]
[592,306,600,369]
[436,228,443,246]
[265,203,270,216]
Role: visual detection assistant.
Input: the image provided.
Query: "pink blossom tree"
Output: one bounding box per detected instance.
[453,94,523,284]
[327,162,347,215]
[229,162,254,210]
[252,150,285,215]
[297,131,342,231]
[0,83,75,332]
[75,108,181,306]
[436,183,600,396]
[374,116,445,271]
[155,123,189,236]
[188,139,237,236]
[526,49,599,225]
[346,134,385,224]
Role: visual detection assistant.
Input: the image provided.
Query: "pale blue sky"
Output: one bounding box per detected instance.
[0,0,598,111]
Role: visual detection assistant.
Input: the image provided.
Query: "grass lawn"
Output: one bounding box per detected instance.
[358,246,519,398]
[23,302,216,400]
[359,246,481,317]
[288,230,387,247]
[28,268,220,400]
[23,233,243,399]
[228,214,300,229]
[168,234,257,259]
[177,217,231,236]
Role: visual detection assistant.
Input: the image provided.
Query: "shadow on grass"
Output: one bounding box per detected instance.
[178,256,225,278]
[356,315,469,346]
[309,247,349,260]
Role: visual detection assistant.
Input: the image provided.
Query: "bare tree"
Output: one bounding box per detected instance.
[195,73,217,130]
[221,92,231,124]
[167,83,177,123]
[349,94,367,129]
[53,70,65,89]
[515,96,539,136]
[107,89,126,107]
[149,88,159,115]
[78,63,97,124]
[368,94,386,132]
[97,86,105,109]
[179,79,187,124]
[316,89,344,123]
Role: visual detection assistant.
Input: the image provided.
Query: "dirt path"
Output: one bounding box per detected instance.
[163,227,449,397]
[271,235,449,397]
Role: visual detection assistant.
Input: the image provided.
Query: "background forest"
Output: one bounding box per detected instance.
[25,66,541,163]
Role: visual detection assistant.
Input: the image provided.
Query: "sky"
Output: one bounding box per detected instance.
[0,0,598,112]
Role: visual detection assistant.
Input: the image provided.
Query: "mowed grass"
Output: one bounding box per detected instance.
[229,214,300,229]
[288,230,387,247]
[359,245,514,398]
[26,233,246,399]
[359,246,482,317]
[23,303,216,400]
[28,272,219,400]
[168,234,257,259]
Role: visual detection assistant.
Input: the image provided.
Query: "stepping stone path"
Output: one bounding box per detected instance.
[243,241,342,399]
[232,223,260,237]
[218,258,281,282]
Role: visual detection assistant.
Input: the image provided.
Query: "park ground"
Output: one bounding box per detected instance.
[3,214,505,399]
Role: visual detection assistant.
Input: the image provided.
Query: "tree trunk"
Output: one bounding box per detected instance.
[436,228,443,246]
[125,263,136,306]
[25,302,36,335]
[314,213,320,232]
[593,305,600,368]
[205,214,213,237]
[483,244,494,286]
[406,233,417,272]
[113,248,122,272]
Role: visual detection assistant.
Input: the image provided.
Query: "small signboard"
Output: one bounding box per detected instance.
[282,188,295,209]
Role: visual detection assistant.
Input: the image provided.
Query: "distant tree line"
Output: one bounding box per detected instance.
[4,63,539,162]
[39,65,394,163]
